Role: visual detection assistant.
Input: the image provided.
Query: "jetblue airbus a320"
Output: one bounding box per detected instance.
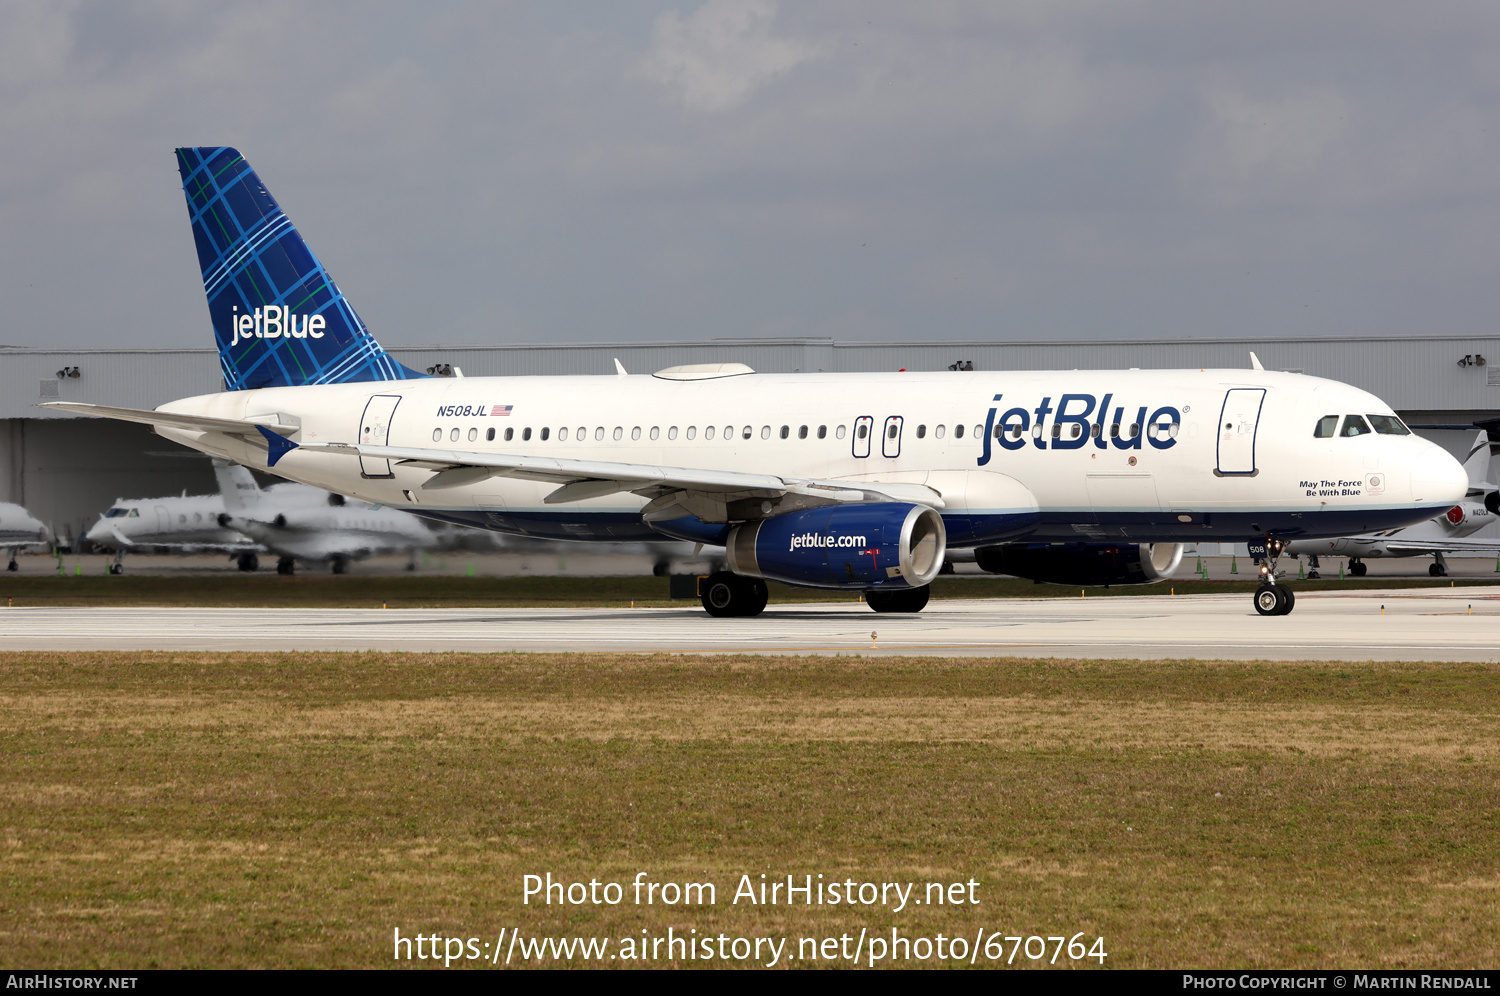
[46,148,1468,617]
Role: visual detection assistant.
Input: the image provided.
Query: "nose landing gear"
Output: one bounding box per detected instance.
[1253,539,1297,616]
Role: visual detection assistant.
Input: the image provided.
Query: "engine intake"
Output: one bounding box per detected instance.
[727,503,946,589]
[975,542,1183,587]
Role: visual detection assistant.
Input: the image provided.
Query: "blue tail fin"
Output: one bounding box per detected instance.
[176,147,425,391]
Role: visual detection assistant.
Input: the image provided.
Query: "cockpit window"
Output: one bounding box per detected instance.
[104,507,125,518]
[1314,415,1339,438]
[1341,415,1372,437]
[1367,414,1411,436]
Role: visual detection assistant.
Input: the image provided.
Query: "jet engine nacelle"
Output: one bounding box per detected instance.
[727,503,947,589]
[975,542,1184,587]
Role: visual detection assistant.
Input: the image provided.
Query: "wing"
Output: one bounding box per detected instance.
[301,441,943,522]
[1383,538,1500,555]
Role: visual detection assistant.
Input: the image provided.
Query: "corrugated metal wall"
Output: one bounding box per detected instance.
[8,335,1497,419]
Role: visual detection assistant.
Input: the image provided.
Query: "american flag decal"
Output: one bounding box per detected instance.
[491,405,513,416]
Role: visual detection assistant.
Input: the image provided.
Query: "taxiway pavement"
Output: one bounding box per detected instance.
[6,587,1499,660]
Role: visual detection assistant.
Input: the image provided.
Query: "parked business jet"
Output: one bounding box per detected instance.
[45,148,1469,616]
[211,459,438,574]
[86,486,257,571]
[0,503,54,571]
[1286,430,1500,577]
[88,461,454,574]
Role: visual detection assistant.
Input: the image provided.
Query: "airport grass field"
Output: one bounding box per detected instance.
[1,650,1496,968]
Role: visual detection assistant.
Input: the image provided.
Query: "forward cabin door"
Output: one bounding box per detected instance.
[1216,388,1266,476]
[358,395,402,478]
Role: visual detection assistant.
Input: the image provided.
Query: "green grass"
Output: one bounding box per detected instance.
[2,572,1497,608]
[2,652,1497,968]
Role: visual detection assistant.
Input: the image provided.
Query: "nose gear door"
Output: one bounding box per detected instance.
[1216,388,1265,476]
[358,394,402,478]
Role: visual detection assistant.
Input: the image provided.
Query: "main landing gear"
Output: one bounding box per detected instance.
[1429,553,1450,578]
[866,586,930,613]
[701,571,768,617]
[1253,539,1297,616]
[1348,558,1368,577]
[236,552,259,573]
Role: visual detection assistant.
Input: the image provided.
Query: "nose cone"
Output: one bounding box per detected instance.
[1411,443,1468,505]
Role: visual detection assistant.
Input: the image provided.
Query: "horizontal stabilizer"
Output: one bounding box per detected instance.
[38,402,298,437]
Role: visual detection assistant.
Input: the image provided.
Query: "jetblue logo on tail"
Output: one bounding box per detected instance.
[230,306,326,347]
[176,147,425,391]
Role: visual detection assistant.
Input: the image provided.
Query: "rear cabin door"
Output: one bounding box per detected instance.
[1216,388,1266,476]
[358,395,402,478]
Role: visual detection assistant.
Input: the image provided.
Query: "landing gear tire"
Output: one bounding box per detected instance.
[236,552,259,573]
[276,557,296,576]
[1349,560,1367,577]
[1254,583,1293,616]
[1429,563,1448,577]
[866,586,931,613]
[701,571,768,617]
[7,560,18,572]
[107,563,123,575]
[330,556,349,575]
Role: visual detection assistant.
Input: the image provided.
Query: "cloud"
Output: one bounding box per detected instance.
[639,0,827,112]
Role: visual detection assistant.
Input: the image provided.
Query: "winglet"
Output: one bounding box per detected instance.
[614,358,628,376]
[256,424,299,467]
[1250,351,1265,371]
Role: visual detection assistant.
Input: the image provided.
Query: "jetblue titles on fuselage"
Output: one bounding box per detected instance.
[978,392,1183,466]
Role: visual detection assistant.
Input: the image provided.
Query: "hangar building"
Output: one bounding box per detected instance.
[3,334,1496,542]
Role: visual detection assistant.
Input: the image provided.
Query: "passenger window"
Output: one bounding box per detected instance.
[888,424,899,439]
[1129,423,1140,438]
[974,425,983,439]
[668,426,678,440]
[1051,424,1061,439]
[631,427,641,441]
[650,427,660,440]
[798,425,808,439]
[935,425,946,439]
[577,426,585,440]
[450,428,459,442]
[687,426,697,440]
[614,427,624,441]
[916,424,926,439]
[858,423,869,440]
[559,427,569,441]
[836,425,846,440]
[486,427,495,441]
[1313,415,1339,438]
[540,427,550,441]
[742,426,752,440]
[594,427,604,441]
[1110,423,1119,438]
[705,426,716,440]
[432,428,441,442]
[1091,423,1101,438]
[523,427,532,441]
[724,425,734,439]
[468,428,478,442]
[954,424,965,439]
[1341,415,1371,437]
[1367,414,1411,435]
[760,426,771,440]
[818,425,827,439]
[780,425,789,439]
[505,427,514,442]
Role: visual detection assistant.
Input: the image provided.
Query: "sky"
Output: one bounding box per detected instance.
[3,0,1500,350]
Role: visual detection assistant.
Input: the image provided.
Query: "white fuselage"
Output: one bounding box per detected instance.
[146,368,1467,550]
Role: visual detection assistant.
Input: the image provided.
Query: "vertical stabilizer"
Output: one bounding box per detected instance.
[1462,430,1493,489]
[175,147,425,390]
[213,460,263,512]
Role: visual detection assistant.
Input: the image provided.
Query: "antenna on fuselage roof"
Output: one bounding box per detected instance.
[614,358,628,376]
[1249,352,1265,371]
